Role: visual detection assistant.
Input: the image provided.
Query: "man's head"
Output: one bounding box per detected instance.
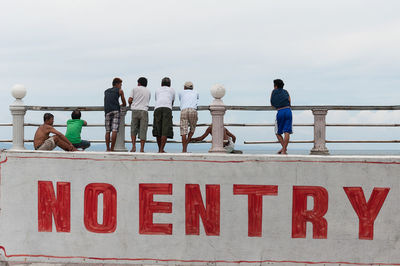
[273,79,284,89]
[43,113,54,125]
[71,109,81,119]
[184,81,193,90]
[112,77,123,89]
[138,77,148,87]
[161,77,171,87]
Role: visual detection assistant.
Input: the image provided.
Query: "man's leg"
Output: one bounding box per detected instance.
[160,136,167,153]
[281,132,290,154]
[130,134,136,152]
[187,131,195,143]
[138,111,148,153]
[80,140,91,150]
[110,130,118,151]
[105,132,111,151]
[182,135,187,153]
[140,140,146,152]
[156,136,161,151]
[276,134,284,154]
[54,136,75,151]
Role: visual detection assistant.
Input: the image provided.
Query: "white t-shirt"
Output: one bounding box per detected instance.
[179,89,199,110]
[154,86,175,110]
[129,86,151,111]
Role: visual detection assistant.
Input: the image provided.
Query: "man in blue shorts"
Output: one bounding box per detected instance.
[270,79,292,154]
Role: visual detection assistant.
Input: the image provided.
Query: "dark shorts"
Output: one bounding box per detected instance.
[152,107,173,138]
[73,140,91,150]
[275,107,293,134]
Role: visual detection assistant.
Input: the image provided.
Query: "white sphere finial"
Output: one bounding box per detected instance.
[210,84,225,99]
[11,84,27,100]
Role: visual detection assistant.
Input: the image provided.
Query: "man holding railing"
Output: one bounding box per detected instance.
[128,77,151,153]
[153,77,175,153]
[179,81,199,153]
[270,79,292,155]
[104,77,126,152]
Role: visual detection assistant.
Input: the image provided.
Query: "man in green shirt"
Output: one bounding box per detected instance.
[65,109,91,150]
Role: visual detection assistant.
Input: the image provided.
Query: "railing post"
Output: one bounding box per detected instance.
[209,84,226,153]
[114,107,127,152]
[9,84,27,151]
[310,108,329,155]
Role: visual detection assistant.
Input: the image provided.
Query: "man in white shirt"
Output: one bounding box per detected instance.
[179,81,199,152]
[128,77,151,152]
[153,77,175,153]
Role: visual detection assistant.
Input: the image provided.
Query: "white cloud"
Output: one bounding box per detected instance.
[0,0,399,150]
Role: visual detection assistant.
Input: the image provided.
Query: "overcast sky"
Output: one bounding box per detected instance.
[0,0,399,151]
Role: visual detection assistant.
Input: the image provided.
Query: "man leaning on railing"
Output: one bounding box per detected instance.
[104,77,127,152]
[270,79,292,155]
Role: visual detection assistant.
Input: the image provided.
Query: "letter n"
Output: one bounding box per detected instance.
[186,184,220,235]
[38,181,71,232]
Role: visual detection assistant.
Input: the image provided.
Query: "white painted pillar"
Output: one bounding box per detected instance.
[9,84,27,151]
[114,107,127,152]
[310,108,329,155]
[209,84,226,153]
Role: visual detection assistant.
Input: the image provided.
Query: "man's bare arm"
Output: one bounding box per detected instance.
[128,97,133,106]
[120,89,127,107]
[83,120,87,126]
[49,127,74,146]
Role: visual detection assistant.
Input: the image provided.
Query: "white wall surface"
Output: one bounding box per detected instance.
[0,150,399,266]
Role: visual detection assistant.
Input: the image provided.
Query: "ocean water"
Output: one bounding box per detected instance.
[1,143,399,155]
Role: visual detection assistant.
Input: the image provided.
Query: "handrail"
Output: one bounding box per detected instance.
[245,140,400,144]
[25,105,400,111]
[21,123,400,128]
[4,103,399,154]
[19,139,212,144]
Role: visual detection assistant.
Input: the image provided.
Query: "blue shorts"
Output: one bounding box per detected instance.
[275,108,293,134]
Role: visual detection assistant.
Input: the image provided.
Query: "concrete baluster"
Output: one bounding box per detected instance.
[209,84,226,153]
[10,84,27,151]
[114,107,128,152]
[310,108,329,155]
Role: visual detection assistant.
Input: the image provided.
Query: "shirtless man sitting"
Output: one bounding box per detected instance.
[34,113,77,151]
[191,125,241,153]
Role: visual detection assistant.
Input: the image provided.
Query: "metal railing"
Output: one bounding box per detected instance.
[5,85,400,154]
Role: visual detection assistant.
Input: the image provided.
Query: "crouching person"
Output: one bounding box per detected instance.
[192,125,242,154]
[65,109,91,150]
[34,113,77,151]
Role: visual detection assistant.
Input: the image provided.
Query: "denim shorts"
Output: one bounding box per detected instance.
[275,107,293,134]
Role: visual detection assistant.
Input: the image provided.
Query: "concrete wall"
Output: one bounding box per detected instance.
[0,150,399,266]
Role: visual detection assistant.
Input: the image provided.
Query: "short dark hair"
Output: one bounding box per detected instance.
[112,77,123,86]
[274,79,284,89]
[161,77,171,87]
[71,109,81,119]
[138,77,148,87]
[43,113,54,122]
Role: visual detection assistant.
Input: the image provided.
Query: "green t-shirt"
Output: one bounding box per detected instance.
[65,119,85,144]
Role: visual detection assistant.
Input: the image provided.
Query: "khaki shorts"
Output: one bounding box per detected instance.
[36,137,56,151]
[131,110,149,140]
[180,108,198,136]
